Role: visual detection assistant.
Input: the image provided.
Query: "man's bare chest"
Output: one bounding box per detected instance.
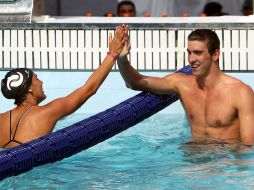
[180,89,237,128]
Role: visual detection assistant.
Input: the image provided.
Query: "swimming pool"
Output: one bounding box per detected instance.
[0,113,254,189]
[0,71,254,189]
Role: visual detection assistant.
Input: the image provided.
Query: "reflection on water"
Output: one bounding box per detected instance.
[178,143,254,189]
[180,142,249,164]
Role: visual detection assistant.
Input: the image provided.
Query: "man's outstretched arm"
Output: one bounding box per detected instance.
[117,31,184,95]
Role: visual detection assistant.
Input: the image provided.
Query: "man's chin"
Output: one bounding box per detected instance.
[191,69,204,77]
[192,71,200,76]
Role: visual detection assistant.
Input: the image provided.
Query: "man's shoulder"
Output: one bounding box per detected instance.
[236,82,254,96]
[164,72,195,90]
[174,72,195,83]
[164,72,194,84]
[222,73,251,88]
[222,74,254,100]
[169,72,194,79]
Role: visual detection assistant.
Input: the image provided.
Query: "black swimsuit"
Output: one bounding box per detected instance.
[3,106,33,148]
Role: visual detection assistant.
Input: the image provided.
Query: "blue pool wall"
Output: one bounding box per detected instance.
[0,71,253,115]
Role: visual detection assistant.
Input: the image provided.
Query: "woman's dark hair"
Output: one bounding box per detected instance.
[1,68,33,105]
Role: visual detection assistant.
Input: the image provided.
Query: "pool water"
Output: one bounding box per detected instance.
[1,113,254,189]
[0,71,253,189]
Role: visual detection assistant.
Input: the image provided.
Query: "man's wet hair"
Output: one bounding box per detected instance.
[188,29,220,54]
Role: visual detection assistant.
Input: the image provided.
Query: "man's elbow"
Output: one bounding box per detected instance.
[83,86,97,98]
[125,82,141,91]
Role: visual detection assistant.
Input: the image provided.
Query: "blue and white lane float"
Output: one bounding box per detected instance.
[0,65,192,181]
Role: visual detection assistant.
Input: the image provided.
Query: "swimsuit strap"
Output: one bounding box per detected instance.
[3,139,23,148]
[12,105,33,140]
[3,105,33,148]
[9,110,12,141]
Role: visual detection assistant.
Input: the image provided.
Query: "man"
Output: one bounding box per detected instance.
[203,2,223,16]
[242,0,253,16]
[117,28,254,145]
[0,25,128,148]
[117,1,136,17]
[202,2,229,16]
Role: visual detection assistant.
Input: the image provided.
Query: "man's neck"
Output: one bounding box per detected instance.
[196,64,222,90]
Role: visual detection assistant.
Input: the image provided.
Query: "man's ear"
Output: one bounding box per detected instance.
[212,49,220,62]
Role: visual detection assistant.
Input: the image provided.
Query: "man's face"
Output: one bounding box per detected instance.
[118,4,136,17]
[187,40,214,77]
